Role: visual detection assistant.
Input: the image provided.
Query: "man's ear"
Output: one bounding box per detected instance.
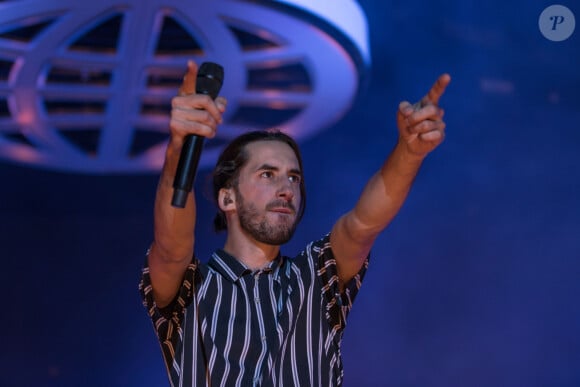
[218,187,235,211]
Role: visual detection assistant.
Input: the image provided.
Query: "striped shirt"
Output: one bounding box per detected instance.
[139,234,369,387]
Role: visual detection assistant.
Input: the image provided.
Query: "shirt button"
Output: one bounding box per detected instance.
[261,335,267,341]
[254,297,260,303]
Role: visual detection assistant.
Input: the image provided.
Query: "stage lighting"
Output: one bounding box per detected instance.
[0,0,370,173]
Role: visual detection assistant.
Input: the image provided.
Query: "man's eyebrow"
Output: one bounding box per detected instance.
[256,164,301,175]
[256,163,278,172]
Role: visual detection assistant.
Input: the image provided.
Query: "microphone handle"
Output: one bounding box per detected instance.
[171,133,204,208]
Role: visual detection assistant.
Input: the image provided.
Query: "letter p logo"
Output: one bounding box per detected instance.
[550,15,565,30]
[539,5,576,41]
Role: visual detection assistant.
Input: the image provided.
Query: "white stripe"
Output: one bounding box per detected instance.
[234,277,252,386]
[252,274,268,384]
[290,263,305,385]
[219,288,236,387]
[318,316,324,387]
[306,248,315,385]
[208,275,223,372]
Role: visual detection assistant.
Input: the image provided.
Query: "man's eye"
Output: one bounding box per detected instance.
[260,171,273,178]
[289,175,301,183]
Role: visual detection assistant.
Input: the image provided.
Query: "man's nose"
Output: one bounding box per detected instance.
[276,179,295,199]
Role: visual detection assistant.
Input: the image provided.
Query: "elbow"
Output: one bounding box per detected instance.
[150,239,193,264]
[342,211,382,246]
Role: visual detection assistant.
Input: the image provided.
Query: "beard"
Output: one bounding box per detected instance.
[235,188,298,245]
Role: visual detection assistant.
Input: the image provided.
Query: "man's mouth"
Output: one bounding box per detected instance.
[267,201,295,214]
[270,207,293,214]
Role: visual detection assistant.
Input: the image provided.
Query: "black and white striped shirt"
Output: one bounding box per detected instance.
[139,234,368,386]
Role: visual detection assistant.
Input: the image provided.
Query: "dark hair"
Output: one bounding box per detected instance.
[212,130,306,232]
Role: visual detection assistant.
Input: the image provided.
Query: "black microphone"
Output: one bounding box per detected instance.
[171,62,224,208]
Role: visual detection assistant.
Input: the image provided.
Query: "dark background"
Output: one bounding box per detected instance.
[1,1,579,386]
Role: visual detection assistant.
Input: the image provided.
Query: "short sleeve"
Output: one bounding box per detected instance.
[314,234,370,333]
[138,251,200,372]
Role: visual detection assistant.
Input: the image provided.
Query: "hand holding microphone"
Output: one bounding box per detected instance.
[171,61,225,208]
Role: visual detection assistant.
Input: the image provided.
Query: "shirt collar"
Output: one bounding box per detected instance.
[209,249,283,282]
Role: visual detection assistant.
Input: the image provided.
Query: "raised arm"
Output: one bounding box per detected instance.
[148,61,227,307]
[330,74,451,287]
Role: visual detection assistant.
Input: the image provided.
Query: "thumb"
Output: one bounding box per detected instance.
[178,60,198,96]
[398,101,414,118]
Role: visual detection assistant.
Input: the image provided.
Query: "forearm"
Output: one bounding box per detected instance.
[147,140,197,307]
[151,140,196,263]
[331,141,425,285]
[351,141,424,242]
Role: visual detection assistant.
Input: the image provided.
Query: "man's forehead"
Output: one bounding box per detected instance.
[245,141,300,169]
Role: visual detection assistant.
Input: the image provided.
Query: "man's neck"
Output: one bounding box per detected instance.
[223,235,280,271]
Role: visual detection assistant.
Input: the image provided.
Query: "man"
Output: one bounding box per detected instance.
[140,60,451,386]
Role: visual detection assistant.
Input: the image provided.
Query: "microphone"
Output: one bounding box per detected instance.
[171,62,224,208]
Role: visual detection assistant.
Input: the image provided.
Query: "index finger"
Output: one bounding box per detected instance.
[178,60,198,96]
[422,73,451,106]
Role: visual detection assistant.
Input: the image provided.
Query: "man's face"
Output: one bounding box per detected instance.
[233,140,302,245]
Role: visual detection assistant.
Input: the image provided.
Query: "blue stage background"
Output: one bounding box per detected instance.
[1,1,579,386]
